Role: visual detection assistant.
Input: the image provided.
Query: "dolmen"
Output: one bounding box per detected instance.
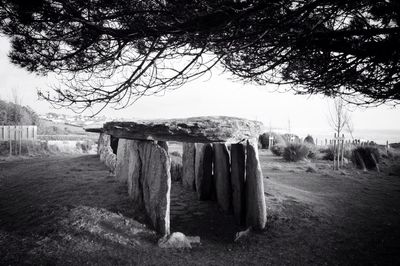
[85,116,267,236]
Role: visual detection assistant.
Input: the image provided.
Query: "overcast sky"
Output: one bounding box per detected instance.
[0,37,399,133]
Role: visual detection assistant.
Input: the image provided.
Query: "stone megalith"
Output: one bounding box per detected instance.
[195,143,214,200]
[126,140,143,208]
[245,139,267,230]
[182,143,196,190]
[115,138,131,183]
[231,143,246,225]
[213,143,232,213]
[98,133,111,162]
[139,141,171,235]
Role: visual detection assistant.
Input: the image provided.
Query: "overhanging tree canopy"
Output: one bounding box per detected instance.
[1,0,399,112]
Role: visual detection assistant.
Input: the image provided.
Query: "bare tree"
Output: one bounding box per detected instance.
[328,97,351,139]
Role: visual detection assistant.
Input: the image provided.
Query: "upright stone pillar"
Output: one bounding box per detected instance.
[139,141,171,235]
[245,139,267,230]
[231,143,246,225]
[195,143,214,200]
[98,133,111,162]
[182,143,196,190]
[125,140,143,208]
[115,138,130,183]
[213,143,232,213]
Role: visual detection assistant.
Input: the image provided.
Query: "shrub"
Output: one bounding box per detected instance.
[351,146,380,170]
[320,145,353,161]
[259,132,286,149]
[304,135,315,145]
[271,144,286,156]
[305,144,318,159]
[283,143,310,162]
[390,143,400,149]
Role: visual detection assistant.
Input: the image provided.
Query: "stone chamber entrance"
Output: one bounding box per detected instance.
[168,142,242,242]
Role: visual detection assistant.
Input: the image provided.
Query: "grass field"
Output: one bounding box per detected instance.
[0,151,399,265]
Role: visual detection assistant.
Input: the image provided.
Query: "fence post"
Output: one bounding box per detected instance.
[333,134,336,170]
[19,126,22,155]
[386,140,389,155]
[268,136,274,150]
[340,134,345,167]
[9,126,12,156]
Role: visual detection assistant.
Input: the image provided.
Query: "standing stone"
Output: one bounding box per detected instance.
[115,138,130,183]
[213,143,232,213]
[139,141,171,235]
[125,140,143,208]
[245,139,267,230]
[195,143,214,200]
[104,149,117,174]
[98,133,111,162]
[182,143,196,190]
[231,143,246,225]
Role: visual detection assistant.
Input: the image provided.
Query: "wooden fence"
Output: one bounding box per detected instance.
[0,125,38,141]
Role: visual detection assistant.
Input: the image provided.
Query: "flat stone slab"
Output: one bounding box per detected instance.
[102,116,263,143]
[84,127,104,133]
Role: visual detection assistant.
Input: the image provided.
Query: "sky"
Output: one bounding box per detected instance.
[0,37,399,139]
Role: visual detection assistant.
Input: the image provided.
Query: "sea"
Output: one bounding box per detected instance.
[274,128,400,145]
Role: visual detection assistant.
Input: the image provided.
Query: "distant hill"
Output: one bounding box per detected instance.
[38,119,87,135]
[0,99,39,125]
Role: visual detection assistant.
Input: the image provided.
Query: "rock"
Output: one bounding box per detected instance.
[98,133,111,161]
[234,227,252,242]
[230,143,246,225]
[115,138,130,183]
[104,149,117,174]
[126,140,143,207]
[158,232,192,248]
[182,143,196,190]
[102,116,263,143]
[139,141,171,235]
[245,139,267,230]
[186,236,201,245]
[213,143,232,213]
[305,165,317,173]
[195,143,214,200]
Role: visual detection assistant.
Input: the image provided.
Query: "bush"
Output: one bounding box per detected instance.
[320,145,353,161]
[351,146,380,170]
[305,143,317,159]
[271,144,286,156]
[283,143,310,162]
[258,132,286,149]
[304,135,315,145]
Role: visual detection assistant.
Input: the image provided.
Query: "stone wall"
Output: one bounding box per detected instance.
[182,139,267,230]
